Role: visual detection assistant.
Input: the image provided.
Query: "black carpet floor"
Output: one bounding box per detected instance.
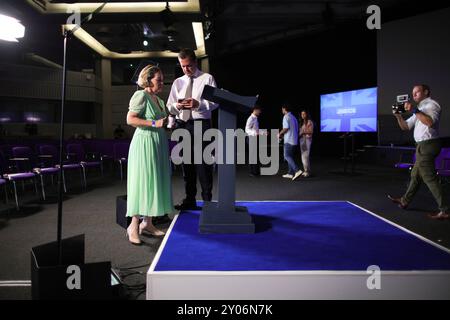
[0,157,449,300]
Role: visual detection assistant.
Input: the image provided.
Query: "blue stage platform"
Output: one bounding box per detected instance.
[147,201,450,300]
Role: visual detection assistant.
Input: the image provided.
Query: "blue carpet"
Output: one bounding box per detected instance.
[155,201,450,271]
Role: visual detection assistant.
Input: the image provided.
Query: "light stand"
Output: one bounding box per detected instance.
[56,1,107,265]
[31,2,114,299]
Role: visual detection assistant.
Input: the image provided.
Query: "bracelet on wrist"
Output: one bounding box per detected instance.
[151,120,156,127]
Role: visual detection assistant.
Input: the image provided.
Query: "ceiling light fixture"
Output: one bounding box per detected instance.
[28,0,200,14]
[160,2,176,28]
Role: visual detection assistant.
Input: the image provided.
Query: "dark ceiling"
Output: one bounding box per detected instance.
[0,0,449,71]
[203,0,450,56]
[82,20,196,53]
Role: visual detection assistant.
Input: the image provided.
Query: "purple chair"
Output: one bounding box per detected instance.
[39,144,84,192]
[394,152,416,188]
[12,146,60,201]
[113,142,130,181]
[437,148,450,184]
[0,150,38,210]
[89,139,114,172]
[66,143,102,188]
[394,152,416,170]
[437,163,450,181]
[0,144,13,160]
[435,147,450,170]
[0,177,8,204]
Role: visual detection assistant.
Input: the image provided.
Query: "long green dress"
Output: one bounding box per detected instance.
[126,90,174,217]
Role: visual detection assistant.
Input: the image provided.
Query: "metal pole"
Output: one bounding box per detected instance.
[351,133,355,174]
[55,1,108,266]
[57,33,68,265]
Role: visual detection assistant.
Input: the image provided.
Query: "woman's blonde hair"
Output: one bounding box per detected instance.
[137,64,161,88]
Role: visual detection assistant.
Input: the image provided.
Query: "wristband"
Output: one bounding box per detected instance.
[412,108,420,114]
[151,120,156,127]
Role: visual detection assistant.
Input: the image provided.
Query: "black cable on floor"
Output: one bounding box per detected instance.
[114,263,150,271]
[131,289,146,300]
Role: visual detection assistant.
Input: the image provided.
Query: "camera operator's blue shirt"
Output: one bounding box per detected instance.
[282,112,299,145]
[406,97,441,142]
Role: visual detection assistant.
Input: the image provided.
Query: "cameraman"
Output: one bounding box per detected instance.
[388,84,448,219]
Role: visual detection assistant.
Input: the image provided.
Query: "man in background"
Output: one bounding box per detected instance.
[245,105,266,177]
[278,104,303,181]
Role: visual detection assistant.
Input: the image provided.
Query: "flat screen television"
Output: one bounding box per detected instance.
[320,87,377,132]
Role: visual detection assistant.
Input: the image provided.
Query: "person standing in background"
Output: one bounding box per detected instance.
[299,110,314,177]
[278,104,303,181]
[245,105,266,177]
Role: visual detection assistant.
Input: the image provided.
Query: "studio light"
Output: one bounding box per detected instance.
[143,40,149,46]
[0,13,25,42]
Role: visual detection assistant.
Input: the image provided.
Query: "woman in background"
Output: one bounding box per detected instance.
[299,110,314,177]
[125,64,174,245]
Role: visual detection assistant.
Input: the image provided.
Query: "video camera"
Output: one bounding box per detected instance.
[392,94,410,114]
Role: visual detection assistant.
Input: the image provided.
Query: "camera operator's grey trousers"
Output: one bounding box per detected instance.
[402,138,448,212]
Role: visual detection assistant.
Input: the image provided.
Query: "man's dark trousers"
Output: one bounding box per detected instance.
[176,119,213,203]
[402,138,448,212]
[246,135,261,176]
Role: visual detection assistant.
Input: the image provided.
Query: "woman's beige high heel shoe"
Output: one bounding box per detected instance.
[126,225,142,245]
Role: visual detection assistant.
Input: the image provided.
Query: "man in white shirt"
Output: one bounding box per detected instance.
[388,84,448,219]
[167,48,218,210]
[245,106,263,176]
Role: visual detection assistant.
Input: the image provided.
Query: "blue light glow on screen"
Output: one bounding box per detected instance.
[320,87,377,132]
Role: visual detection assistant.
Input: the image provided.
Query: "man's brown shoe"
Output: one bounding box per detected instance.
[428,212,450,220]
[387,194,408,209]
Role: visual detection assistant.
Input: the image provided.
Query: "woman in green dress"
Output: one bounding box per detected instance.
[126,64,174,245]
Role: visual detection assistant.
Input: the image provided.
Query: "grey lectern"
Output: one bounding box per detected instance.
[199,85,257,234]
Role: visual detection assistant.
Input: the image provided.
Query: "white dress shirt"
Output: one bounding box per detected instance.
[245,114,259,136]
[406,97,441,142]
[167,69,218,120]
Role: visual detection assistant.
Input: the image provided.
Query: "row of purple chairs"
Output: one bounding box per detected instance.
[394,147,450,181]
[70,140,130,180]
[0,141,130,210]
[12,144,97,194]
[1,139,131,179]
[0,139,130,161]
[0,139,134,210]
